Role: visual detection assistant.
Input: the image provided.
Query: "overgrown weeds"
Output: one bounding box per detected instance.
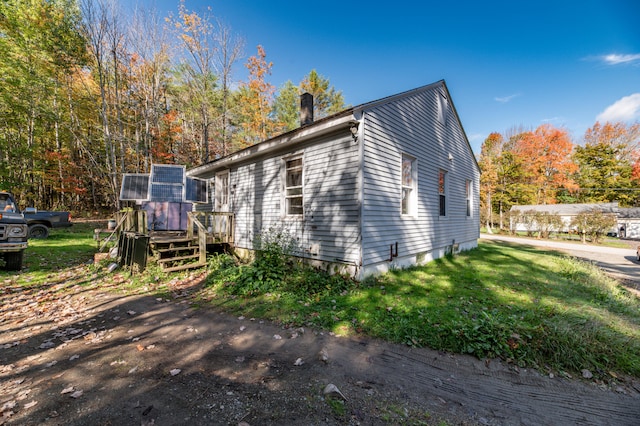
[202,239,640,379]
[207,226,353,298]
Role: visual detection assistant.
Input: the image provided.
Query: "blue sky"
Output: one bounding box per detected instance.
[147,0,639,154]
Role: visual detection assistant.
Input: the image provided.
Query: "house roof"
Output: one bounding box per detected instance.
[188,79,477,177]
[510,203,619,215]
[188,109,355,178]
[617,207,640,219]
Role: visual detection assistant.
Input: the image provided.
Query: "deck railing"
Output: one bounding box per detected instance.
[190,211,234,244]
[99,209,234,253]
[186,212,207,265]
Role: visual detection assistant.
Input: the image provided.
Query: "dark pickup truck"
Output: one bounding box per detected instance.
[1,192,72,239]
[0,210,28,270]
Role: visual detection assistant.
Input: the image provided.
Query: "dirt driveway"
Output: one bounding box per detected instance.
[2,249,640,425]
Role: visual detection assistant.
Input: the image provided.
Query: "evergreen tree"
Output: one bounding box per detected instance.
[300,69,346,119]
[272,80,299,132]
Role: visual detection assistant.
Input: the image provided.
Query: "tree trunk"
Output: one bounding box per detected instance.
[486,191,493,233]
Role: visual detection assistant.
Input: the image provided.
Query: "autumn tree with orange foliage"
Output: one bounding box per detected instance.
[478,132,503,231]
[512,124,578,204]
[169,2,222,164]
[479,130,537,230]
[233,45,278,149]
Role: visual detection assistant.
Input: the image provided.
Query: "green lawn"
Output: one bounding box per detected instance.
[3,225,639,381]
[480,227,632,248]
[202,241,640,379]
[24,223,98,268]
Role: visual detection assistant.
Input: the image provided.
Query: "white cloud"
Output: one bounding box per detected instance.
[596,93,640,123]
[467,132,484,143]
[541,117,566,126]
[494,93,521,103]
[601,53,640,65]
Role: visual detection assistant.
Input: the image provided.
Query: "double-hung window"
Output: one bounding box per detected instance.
[401,154,417,216]
[466,179,472,217]
[284,156,303,216]
[438,169,447,217]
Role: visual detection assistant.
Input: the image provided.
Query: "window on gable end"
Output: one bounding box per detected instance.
[466,179,472,217]
[437,92,448,126]
[401,154,417,216]
[438,169,447,217]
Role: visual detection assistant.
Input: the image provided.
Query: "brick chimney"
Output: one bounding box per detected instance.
[300,92,313,126]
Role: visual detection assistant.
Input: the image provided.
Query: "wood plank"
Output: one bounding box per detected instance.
[154,246,199,254]
[157,253,200,264]
[162,261,206,272]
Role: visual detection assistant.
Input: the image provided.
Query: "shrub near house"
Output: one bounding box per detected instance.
[510,203,618,240]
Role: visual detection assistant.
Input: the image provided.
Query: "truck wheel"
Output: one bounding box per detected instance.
[28,224,49,239]
[3,251,24,271]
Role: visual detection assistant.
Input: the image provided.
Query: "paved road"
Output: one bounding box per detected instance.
[480,233,640,284]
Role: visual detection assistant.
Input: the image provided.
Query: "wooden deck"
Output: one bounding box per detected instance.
[100,210,234,272]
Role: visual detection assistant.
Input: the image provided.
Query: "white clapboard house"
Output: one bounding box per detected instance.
[188,80,480,279]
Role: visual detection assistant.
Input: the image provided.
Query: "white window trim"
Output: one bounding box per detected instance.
[282,154,304,218]
[438,169,447,218]
[466,179,473,218]
[401,153,418,217]
[214,170,230,212]
[437,92,449,126]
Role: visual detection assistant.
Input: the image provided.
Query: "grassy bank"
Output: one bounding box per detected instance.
[201,241,640,379]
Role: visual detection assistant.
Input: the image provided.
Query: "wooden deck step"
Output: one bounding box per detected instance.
[162,261,206,272]
[157,253,200,264]
[144,230,208,273]
[150,237,193,245]
[155,245,199,254]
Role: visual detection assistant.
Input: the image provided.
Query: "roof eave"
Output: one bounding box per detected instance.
[188,111,355,177]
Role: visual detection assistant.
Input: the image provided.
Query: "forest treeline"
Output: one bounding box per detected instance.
[480,122,640,232]
[0,0,345,212]
[2,1,639,218]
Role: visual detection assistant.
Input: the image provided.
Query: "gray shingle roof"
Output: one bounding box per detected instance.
[510,203,619,215]
[617,207,640,219]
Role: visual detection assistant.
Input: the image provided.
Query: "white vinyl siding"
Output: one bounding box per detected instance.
[361,83,480,267]
[302,133,361,263]
[189,80,480,277]
[227,131,361,265]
